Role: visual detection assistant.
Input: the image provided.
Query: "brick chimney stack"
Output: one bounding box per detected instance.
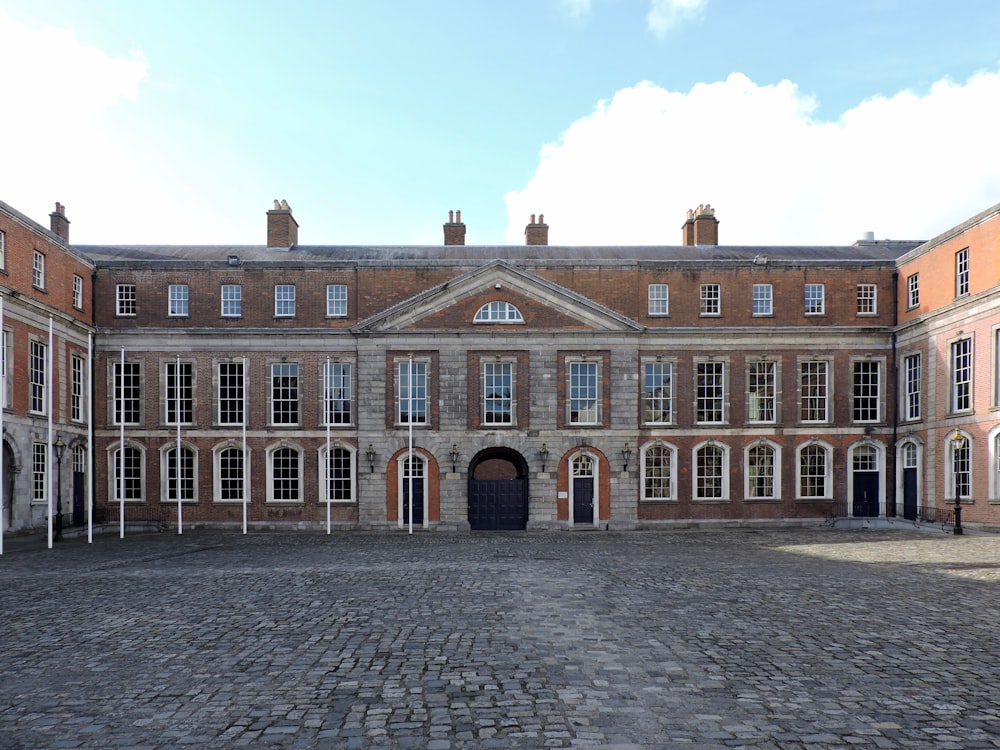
[524,213,549,246]
[444,210,466,245]
[682,204,718,246]
[49,202,70,242]
[267,199,298,248]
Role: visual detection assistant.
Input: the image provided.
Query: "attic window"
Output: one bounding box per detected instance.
[474,301,524,324]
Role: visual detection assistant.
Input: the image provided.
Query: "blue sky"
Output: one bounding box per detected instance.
[2,1,999,246]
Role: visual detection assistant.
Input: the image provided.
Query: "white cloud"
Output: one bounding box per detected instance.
[647,0,708,37]
[504,70,1000,246]
[560,0,592,20]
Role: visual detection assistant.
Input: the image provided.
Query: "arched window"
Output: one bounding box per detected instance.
[320,443,356,503]
[109,443,145,502]
[474,301,524,324]
[642,442,676,501]
[746,441,780,500]
[162,443,197,502]
[798,441,832,499]
[266,443,302,503]
[694,441,728,500]
[213,442,247,503]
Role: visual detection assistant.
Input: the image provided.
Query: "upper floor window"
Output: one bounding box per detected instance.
[397,360,428,425]
[29,339,47,415]
[951,337,972,413]
[695,360,725,424]
[956,247,970,297]
[648,284,669,316]
[322,361,353,425]
[165,360,194,425]
[32,250,46,289]
[71,354,86,423]
[800,360,829,423]
[327,284,348,317]
[483,360,514,425]
[168,284,189,317]
[642,360,673,425]
[275,284,296,317]
[474,301,523,323]
[1,328,10,410]
[568,361,600,425]
[903,353,921,421]
[73,275,84,310]
[804,283,825,315]
[852,360,881,422]
[221,285,242,317]
[856,284,877,316]
[0,230,5,270]
[271,362,300,425]
[747,360,776,423]
[116,285,137,317]
[112,360,142,425]
[752,284,772,316]
[700,284,720,316]
[907,273,919,309]
[218,360,245,425]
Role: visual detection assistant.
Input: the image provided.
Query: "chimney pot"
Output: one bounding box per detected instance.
[525,213,549,246]
[443,209,466,246]
[684,203,719,246]
[49,201,70,242]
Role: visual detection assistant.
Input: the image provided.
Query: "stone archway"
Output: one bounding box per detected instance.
[468,447,528,531]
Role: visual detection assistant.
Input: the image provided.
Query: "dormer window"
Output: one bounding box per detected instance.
[474,301,524,324]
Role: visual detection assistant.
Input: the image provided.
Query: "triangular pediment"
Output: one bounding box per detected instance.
[354,260,642,333]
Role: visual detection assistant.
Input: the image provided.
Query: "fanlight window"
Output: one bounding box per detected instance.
[474,301,524,324]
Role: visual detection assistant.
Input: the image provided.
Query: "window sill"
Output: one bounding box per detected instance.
[640,498,678,504]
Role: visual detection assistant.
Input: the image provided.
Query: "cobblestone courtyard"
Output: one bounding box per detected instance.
[3,526,1000,749]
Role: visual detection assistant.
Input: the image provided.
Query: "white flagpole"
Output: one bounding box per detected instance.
[242,357,248,535]
[119,347,125,538]
[0,296,5,556]
[175,356,182,535]
[408,356,413,535]
[87,332,94,544]
[47,318,54,549]
[326,357,331,535]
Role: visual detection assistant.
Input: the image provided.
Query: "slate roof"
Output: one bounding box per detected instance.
[74,241,922,267]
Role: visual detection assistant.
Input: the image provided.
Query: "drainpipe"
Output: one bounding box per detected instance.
[889,271,899,518]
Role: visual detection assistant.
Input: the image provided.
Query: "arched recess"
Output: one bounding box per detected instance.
[557,447,609,526]
[468,447,528,531]
[2,435,19,531]
[386,447,440,528]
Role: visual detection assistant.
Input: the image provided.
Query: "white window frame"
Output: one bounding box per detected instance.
[851,358,881,423]
[270,362,301,426]
[648,284,669,317]
[32,250,45,289]
[274,284,296,317]
[213,441,248,503]
[73,274,84,310]
[116,284,137,317]
[950,336,973,414]
[804,283,825,315]
[0,230,5,270]
[319,442,357,504]
[108,442,145,502]
[745,439,781,500]
[326,284,348,317]
[473,301,524,324]
[1,327,11,410]
[956,247,970,297]
[699,283,720,316]
[856,284,877,316]
[695,359,726,424]
[747,360,777,424]
[641,440,677,502]
[800,359,830,423]
[32,442,47,503]
[483,360,515,425]
[71,354,86,423]
[164,360,195,426]
[221,285,242,317]
[29,339,47,416]
[160,442,198,503]
[266,442,303,503]
[111,360,142,426]
[903,352,921,421]
[642,360,673,425]
[322,360,353,426]
[568,360,600,425]
[907,272,919,309]
[396,359,429,426]
[217,360,245,425]
[168,284,189,317]
[692,440,729,501]
[796,440,833,499]
[945,431,972,501]
[752,284,772,316]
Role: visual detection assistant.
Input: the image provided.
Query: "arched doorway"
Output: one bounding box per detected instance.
[468,448,528,531]
[2,440,13,531]
[399,454,426,528]
[851,442,881,517]
[571,454,595,525]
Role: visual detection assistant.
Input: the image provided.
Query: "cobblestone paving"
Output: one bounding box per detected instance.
[3,527,1000,749]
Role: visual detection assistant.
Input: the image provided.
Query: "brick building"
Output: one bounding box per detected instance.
[1,197,998,534]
